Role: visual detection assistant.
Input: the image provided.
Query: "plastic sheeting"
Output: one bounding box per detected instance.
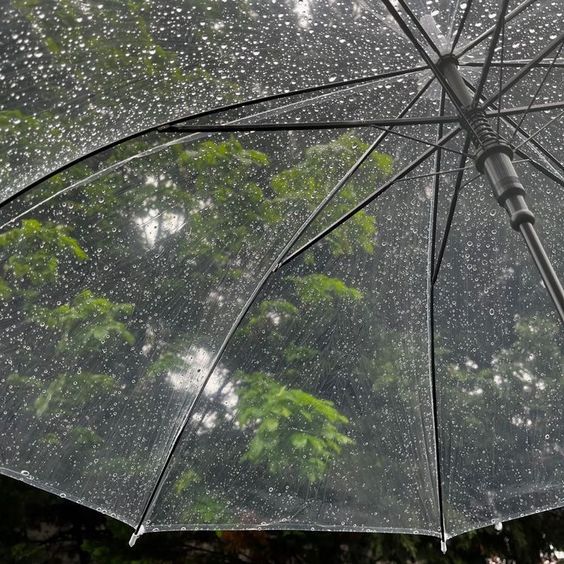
[0,0,563,543]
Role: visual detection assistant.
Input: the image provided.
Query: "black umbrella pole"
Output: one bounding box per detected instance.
[479,136,564,326]
[438,55,564,326]
[481,140,564,326]
[519,222,564,324]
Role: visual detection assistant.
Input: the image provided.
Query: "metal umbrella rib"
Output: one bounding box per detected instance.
[277,127,463,270]
[2,0,564,546]
[455,0,538,57]
[432,134,473,285]
[508,42,564,145]
[514,111,564,151]
[128,76,442,544]
[159,102,564,133]
[471,0,511,106]
[161,116,461,131]
[483,32,564,109]
[462,59,564,69]
[0,65,428,212]
[427,88,447,550]
[450,0,475,53]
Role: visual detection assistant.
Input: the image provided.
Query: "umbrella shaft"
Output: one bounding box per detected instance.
[439,56,564,326]
[437,56,474,107]
[519,222,564,324]
[481,151,535,229]
[479,150,564,324]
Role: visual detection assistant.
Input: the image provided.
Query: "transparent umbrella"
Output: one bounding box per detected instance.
[0,0,563,551]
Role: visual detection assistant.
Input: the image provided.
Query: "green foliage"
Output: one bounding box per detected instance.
[6,373,43,395]
[0,219,87,295]
[172,469,231,523]
[496,315,563,378]
[283,343,318,363]
[33,289,134,354]
[33,372,118,418]
[241,299,299,336]
[163,137,281,271]
[0,0,563,561]
[292,274,363,305]
[237,372,353,484]
[174,469,200,496]
[147,350,188,381]
[271,134,382,257]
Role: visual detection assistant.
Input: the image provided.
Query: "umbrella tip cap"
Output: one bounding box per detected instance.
[441,540,447,554]
[129,525,146,547]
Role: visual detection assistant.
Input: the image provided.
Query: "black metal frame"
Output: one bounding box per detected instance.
[472,0,511,106]
[427,88,448,553]
[1,0,562,545]
[159,101,564,133]
[439,46,564,329]
[432,134,473,284]
[127,0,564,547]
[462,59,564,69]
[0,65,428,212]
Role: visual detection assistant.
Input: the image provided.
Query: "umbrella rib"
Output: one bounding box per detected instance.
[483,32,564,108]
[432,134,473,285]
[446,0,462,39]
[128,78,438,541]
[513,110,564,151]
[160,101,564,134]
[277,127,463,270]
[165,120,471,157]
[493,100,564,115]
[464,79,564,186]
[398,159,528,183]
[370,126,470,156]
[472,0,512,107]
[508,42,564,145]
[512,146,564,189]
[399,164,470,181]
[427,88,447,549]
[462,58,564,68]
[495,108,564,180]
[0,65,428,212]
[395,0,442,56]
[495,9,507,135]
[455,0,538,57]
[451,0,474,53]
[380,0,480,142]
[161,115,461,132]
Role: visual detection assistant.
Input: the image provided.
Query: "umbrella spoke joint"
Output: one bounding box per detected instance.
[439,56,537,229]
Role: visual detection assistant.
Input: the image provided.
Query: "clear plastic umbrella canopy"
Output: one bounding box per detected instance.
[0,0,563,549]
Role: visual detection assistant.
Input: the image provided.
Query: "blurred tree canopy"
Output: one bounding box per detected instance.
[0,0,563,562]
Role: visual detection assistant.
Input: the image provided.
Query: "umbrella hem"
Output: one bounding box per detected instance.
[140,523,442,537]
[445,499,564,540]
[0,465,137,528]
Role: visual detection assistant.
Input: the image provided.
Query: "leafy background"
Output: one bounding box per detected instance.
[1,0,563,562]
